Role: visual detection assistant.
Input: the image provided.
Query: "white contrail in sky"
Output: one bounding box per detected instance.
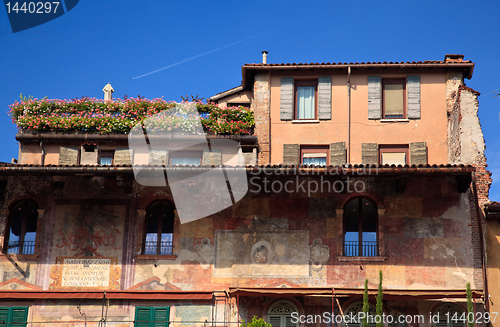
[133,31,272,80]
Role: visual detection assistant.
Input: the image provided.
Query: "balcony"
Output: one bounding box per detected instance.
[344,241,378,257]
[4,240,35,255]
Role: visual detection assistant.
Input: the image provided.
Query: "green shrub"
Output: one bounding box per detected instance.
[240,316,273,327]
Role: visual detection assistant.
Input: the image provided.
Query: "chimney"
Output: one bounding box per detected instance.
[444,54,464,63]
[262,51,268,64]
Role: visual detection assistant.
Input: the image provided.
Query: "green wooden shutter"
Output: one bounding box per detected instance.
[410,142,427,165]
[285,315,298,327]
[407,75,421,119]
[10,307,28,327]
[318,76,332,120]
[280,77,294,120]
[0,308,10,327]
[368,76,381,120]
[153,307,170,327]
[135,307,152,327]
[269,315,281,327]
[362,143,378,165]
[330,142,346,166]
[283,144,300,165]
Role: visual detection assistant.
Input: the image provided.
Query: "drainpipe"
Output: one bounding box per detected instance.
[471,172,489,311]
[347,66,351,164]
[40,141,45,166]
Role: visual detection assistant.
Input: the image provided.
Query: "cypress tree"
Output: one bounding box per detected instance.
[466,282,474,327]
[362,279,369,327]
[376,271,383,327]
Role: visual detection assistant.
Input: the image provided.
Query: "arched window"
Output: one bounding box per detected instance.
[267,300,299,327]
[433,303,466,327]
[4,200,38,254]
[344,198,378,256]
[343,302,377,327]
[143,201,175,255]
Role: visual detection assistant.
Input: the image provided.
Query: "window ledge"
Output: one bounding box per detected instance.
[337,256,386,262]
[291,120,320,124]
[136,254,178,260]
[1,254,39,261]
[380,119,410,122]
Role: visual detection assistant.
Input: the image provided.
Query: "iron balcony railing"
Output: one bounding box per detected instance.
[5,241,35,255]
[344,241,377,257]
[144,241,173,255]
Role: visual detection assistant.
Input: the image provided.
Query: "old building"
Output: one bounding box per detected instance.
[0,54,493,327]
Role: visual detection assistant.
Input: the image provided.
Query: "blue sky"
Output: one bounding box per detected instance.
[1,0,500,200]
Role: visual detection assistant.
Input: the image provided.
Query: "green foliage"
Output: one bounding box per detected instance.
[180,95,205,102]
[240,316,272,327]
[19,93,33,102]
[466,282,474,327]
[376,271,383,327]
[363,279,369,327]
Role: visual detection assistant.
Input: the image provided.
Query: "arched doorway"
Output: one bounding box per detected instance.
[267,300,299,327]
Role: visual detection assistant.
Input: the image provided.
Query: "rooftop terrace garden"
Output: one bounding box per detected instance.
[9,97,254,135]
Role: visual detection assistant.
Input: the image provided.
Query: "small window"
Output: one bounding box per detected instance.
[170,151,202,166]
[0,307,29,327]
[301,146,329,166]
[267,300,299,327]
[143,201,175,255]
[383,79,406,119]
[135,307,170,327]
[100,150,114,165]
[295,80,317,120]
[344,198,378,257]
[379,145,409,165]
[4,201,38,255]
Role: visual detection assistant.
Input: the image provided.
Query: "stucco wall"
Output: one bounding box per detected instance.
[266,69,449,165]
[0,172,483,325]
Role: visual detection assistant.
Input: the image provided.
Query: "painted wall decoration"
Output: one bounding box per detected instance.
[55,227,121,256]
[194,237,215,269]
[310,238,330,271]
[49,256,121,290]
[52,203,126,258]
[214,231,309,277]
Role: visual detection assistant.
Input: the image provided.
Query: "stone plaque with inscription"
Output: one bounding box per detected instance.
[49,257,121,290]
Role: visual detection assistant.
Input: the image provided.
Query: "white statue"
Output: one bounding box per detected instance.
[102,83,114,101]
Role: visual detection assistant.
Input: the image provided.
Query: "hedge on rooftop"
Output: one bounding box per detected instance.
[9,97,254,135]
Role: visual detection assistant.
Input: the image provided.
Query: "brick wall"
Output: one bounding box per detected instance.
[252,73,270,164]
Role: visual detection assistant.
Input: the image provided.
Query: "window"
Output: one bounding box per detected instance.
[0,307,28,327]
[344,198,378,257]
[295,80,317,120]
[382,79,406,119]
[432,303,466,327]
[343,302,377,327]
[379,145,409,165]
[100,150,114,165]
[268,300,298,327]
[170,151,202,166]
[4,201,38,255]
[301,146,329,166]
[135,307,170,327]
[143,201,175,255]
